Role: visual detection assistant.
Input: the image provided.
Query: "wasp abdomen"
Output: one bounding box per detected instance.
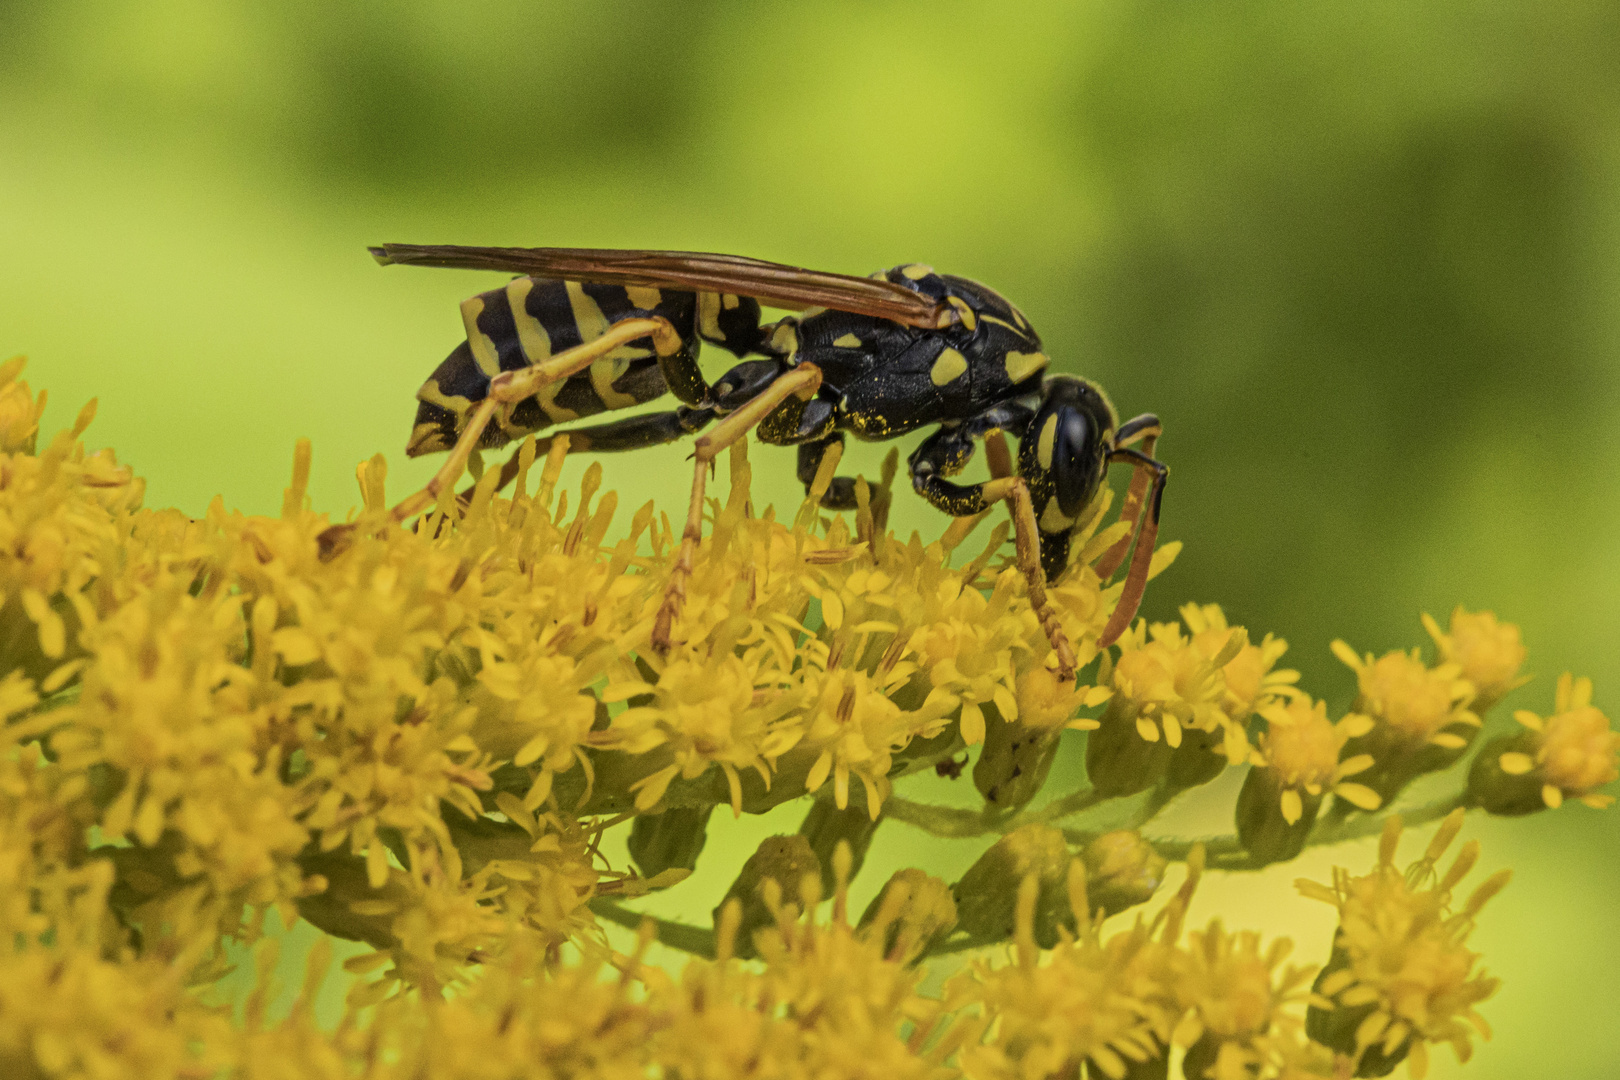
[407,279,705,456]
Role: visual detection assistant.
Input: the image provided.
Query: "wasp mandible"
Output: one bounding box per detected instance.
[328,244,1168,679]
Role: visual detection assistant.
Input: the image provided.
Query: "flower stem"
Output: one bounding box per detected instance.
[587,899,717,959]
[883,796,997,838]
[1003,786,1106,830]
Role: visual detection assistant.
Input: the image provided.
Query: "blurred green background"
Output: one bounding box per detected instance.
[2,1,1616,1075]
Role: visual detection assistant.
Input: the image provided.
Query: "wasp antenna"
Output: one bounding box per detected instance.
[369,246,396,265]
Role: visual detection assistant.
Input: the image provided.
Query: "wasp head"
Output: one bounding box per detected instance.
[1018,374,1119,581]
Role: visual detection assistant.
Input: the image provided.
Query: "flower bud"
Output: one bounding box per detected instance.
[1235,766,1321,865]
[1086,694,1172,797]
[1163,727,1227,792]
[973,705,1062,811]
[628,804,716,879]
[953,824,1074,948]
[858,868,957,964]
[798,798,880,896]
[1080,830,1166,916]
[712,834,821,959]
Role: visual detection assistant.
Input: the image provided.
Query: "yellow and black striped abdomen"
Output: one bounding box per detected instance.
[407,279,702,456]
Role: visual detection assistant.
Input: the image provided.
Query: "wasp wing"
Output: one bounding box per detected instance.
[368,243,954,330]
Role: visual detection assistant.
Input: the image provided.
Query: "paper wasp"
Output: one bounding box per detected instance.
[330,244,1168,678]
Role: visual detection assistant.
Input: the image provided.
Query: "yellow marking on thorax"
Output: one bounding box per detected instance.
[625,285,662,310]
[901,263,935,280]
[721,293,740,309]
[566,281,640,409]
[833,332,862,349]
[459,296,503,377]
[946,296,978,331]
[505,278,553,363]
[1036,413,1059,471]
[979,313,1027,337]
[930,347,969,387]
[697,292,724,340]
[1004,350,1049,384]
[770,322,800,360]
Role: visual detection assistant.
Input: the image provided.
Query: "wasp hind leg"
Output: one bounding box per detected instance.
[318,316,683,559]
[653,363,825,654]
[457,404,720,505]
[909,424,1077,681]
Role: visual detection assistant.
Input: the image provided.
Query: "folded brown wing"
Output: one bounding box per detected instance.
[368,244,955,329]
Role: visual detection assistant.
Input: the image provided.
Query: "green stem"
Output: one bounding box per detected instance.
[923,931,1008,957]
[1124,782,1175,830]
[1004,786,1106,830]
[883,796,996,838]
[587,899,717,959]
[1146,791,1470,871]
[1305,791,1467,848]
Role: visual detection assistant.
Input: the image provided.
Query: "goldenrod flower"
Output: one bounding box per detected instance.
[1298,811,1509,1078]
[0,359,1598,1079]
[1182,602,1299,727]
[1331,642,1480,803]
[1171,921,1316,1080]
[953,824,1077,949]
[1086,617,1237,797]
[1237,695,1380,865]
[1421,607,1528,712]
[954,870,1174,1080]
[1468,673,1617,815]
[0,357,47,455]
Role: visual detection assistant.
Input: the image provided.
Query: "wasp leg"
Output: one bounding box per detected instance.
[793,433,890,519]
[653,363,824,653]
[318,316,681,558]
[909,427,1077,682]
[1095,443,1168,649]
[1094,414,1163,581]
[457,405,720,504]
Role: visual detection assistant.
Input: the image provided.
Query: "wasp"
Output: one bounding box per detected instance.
[330,244,1168,679]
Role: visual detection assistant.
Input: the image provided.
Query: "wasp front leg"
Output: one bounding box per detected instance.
[908,419,1076,681]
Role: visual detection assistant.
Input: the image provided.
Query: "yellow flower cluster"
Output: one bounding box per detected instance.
[0,357,1614,1080]
[1299,812,1511,1079]
[1086,603,1297,799]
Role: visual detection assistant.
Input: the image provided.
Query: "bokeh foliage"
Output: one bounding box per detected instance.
[2,2,1616,1076]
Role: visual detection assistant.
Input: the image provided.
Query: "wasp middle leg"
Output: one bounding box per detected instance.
[652,362,825,653]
